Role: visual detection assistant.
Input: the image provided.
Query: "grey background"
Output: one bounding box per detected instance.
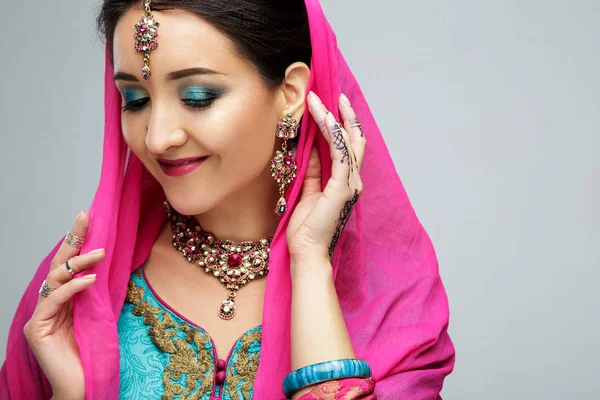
[1,1,598,399]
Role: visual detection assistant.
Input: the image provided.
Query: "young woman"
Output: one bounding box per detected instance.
[1,1,455,398]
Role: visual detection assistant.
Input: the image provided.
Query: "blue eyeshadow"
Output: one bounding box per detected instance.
[181,87,221,100]
[122,88,147,103]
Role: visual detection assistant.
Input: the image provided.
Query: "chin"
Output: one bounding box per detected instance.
[164,191,219,217]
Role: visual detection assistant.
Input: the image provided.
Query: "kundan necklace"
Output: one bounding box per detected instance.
[164,201,272,320]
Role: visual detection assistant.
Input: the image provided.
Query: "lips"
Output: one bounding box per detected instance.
[159,156,207,177]
[158,156,206,166]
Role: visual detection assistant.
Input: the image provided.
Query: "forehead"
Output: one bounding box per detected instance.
[113,7,245,78]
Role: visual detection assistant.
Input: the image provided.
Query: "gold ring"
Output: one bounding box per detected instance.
[65,260,76,277]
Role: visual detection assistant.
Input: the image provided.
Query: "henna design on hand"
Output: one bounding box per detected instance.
[350,118,364,138]
[347,145,354,180]
[319,120,326,132]
[348,162,352,183]
[331,122,350,165]
[328,189,360,258]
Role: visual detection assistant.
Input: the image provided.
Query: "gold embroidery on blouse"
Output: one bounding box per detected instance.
[223,329,262,400]
[309,380,341,400]
[126,279,215,400]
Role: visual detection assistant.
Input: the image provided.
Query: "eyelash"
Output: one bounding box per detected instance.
[121,97,216,112]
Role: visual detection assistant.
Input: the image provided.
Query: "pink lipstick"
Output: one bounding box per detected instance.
[158,156,207,177]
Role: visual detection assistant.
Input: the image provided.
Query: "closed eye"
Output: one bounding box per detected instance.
[182,98,216,110]
[121,96,217,112]
[122,98,149,112]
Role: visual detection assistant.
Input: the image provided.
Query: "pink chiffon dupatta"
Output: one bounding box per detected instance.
[1,1,454,399]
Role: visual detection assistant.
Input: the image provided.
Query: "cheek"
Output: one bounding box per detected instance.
[206,94,277,171]
[228,113,275,176]
[120,119,134,146]
[121,117,147,159]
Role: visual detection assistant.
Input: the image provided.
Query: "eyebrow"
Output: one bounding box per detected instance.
[113,67,224,82]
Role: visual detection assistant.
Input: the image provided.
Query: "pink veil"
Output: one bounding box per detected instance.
[1,0,455,399]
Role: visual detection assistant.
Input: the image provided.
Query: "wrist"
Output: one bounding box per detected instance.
[289,245,329,267]
[290,256,333,280]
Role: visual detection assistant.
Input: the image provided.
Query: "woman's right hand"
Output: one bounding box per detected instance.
[23,210,104,400]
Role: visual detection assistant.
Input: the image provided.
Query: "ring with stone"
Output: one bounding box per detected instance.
[38,280,55,298]
[64,230,85,249]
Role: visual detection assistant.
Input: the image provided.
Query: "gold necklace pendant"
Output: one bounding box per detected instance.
[165,201,271,320]
[219,293,237,320]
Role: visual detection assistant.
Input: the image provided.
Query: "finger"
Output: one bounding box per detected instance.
[336,95,364,194]
[50,211,90,273]
[309,94,359,172]
[324,112,354,187]
[301,146,322,199]
[35,275,97,319]
[45,248,105,288]
[308,92,356,191]
[307,91,331,144]
[339,93,366,170]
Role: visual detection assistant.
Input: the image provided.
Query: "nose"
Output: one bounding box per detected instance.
[145,101,188,155]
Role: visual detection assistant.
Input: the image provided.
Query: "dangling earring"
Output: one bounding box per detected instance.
[270,113,299,216]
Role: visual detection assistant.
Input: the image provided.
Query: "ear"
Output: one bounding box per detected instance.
[276,62,311,120]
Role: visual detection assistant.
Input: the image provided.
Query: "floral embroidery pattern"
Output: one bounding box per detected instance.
[307,380,341,399]
[299,377,377,400]
[126,279,215,399]
[223,329,262,400]
[119,270,266,399]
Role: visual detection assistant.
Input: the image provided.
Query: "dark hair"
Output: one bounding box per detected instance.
[97,0,312,88]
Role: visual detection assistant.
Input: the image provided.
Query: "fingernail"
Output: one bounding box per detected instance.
[308,91,316,100]
[89,248,105,255]
[340,93,351,106]
[82,274,97,280]
[312,92,323,104]
[74,210,84,224]
[310,92,322,107]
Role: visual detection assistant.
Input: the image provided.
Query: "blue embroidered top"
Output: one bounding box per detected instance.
[117,268,262,400]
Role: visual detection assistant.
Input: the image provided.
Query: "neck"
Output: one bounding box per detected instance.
[192,167,281,243]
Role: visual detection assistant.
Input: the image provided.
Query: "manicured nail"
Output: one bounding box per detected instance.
[312,92,323,104]
[82,274,97,280]
[89,248,105,255]
[340,93,351,106]
[74,210,84,224]
[309,92,322,108]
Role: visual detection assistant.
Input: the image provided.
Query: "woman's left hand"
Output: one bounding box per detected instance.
[286,91,366,266]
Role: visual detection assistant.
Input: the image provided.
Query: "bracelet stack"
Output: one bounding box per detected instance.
[282,358,372,398]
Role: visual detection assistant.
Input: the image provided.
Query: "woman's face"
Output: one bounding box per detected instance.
[112,8,283,216]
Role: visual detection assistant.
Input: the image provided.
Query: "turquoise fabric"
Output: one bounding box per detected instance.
[117,268,262,399]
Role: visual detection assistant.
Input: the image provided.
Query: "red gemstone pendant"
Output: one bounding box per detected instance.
[227,254,242,268]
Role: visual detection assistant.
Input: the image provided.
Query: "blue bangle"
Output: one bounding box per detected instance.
[282,358,372,398]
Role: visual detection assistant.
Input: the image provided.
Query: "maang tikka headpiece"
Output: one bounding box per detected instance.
[134,0,159,80]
